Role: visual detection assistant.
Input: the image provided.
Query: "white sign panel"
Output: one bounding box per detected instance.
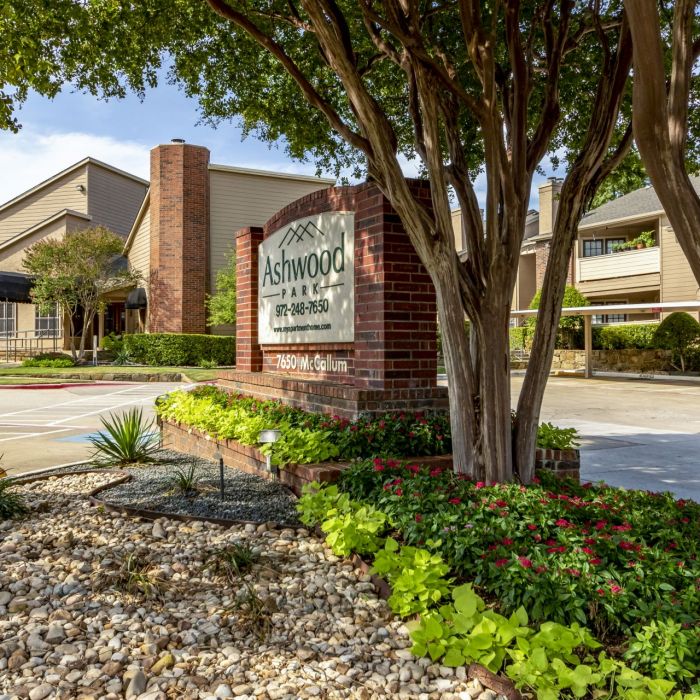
[258,212,355,345]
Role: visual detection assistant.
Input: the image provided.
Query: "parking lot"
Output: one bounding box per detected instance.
[514,374,700,501]
[0,382,184,476]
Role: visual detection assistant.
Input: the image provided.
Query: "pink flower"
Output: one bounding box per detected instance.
[449,498,461,505]
[475,482,485,489]
[582,547,595,556]
[495,558,509,568]
[518,557,533,569]
[590,558,602,565]
[527,524,537,531]
[406,464,420,474]
[595,520,607,530]
[610,584,623,595]
[555,518,571,528]
[374,463,385,472]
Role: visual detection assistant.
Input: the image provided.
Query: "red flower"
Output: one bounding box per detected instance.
[545,538,557,546]
[547,546,567,554]
[597,588,605,596]
[581,547,595,556]
[618,541,635,551]
[378,420,386,429]
[449,497,461,505]
[406,464,420,474]
[429,468,442,478]
[387,459,399,469]
[566,568,581,577]
[475,481,485,489]
[518,557,533,569]
[395,488,403,496]
[555,518,571,528]
[527,524,537,531]
[501,538,513,546]
[590,558,602,565]
[495,558,509,568]
[535,565,547,574]
[495,500,508,508]
[408,431,416,438]
[415,514,423,522]
[374,463,385,472]
[595,520,607,530]
[612,523,632,532]
[610,584,623,595]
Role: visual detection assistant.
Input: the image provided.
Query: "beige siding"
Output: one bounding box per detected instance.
[660,219,700,306]
[128,205,151,282]
[0,169,88,245]
[578,273,660,296]
[0,213,87,273]
[208,169,330,290]
[87,165,148,237]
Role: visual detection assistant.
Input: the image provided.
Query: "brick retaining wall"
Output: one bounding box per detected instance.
[162,420,579,494]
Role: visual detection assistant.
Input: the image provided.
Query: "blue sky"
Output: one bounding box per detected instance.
[0,79,558,208]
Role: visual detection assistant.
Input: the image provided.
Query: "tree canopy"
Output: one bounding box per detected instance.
[23,226,140,361]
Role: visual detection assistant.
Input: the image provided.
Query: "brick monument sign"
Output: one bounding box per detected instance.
[218,181,448,418]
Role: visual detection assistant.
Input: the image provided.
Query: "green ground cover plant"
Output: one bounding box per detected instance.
[155,386,451,465]
[297,476,700,699]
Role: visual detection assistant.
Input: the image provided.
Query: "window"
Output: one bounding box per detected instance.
[606,238,627,254]
[35,304,60,337]
[0,302,15,337]
[592,301,627,325]
[583,239,603,257]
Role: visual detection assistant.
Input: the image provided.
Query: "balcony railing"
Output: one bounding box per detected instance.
[577,246,660,283]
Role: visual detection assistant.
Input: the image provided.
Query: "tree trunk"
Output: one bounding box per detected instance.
[514,193,580,482]
[432,260,476,477]
[78,310,95,362]
[472,295,513,483]
[625,0,700,286]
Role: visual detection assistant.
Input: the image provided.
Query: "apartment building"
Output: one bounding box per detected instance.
[0,140,333,356]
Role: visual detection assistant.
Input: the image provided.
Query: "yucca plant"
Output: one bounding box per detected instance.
[168,461,200,497]
[0,478,27,519]
[89,408,160,465]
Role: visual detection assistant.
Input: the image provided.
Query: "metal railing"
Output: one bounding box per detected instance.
[1,330,61,362]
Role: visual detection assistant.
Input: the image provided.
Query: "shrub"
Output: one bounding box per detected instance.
[652,312,700,372]
[536,422,580,450]
[337,460,700,644]
[101,333,124,353]
[122,333,235,366]
[89,408,160,465]
[22,353,74,368]
[509,326,532,351]
[0,478,27,519]
[528,287,590,349]
[156,388,451,465]
[592,323,658,350]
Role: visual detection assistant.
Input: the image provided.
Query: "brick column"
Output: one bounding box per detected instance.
[149,142,210,333]
[353,182,438,390]
[235,226,264,371]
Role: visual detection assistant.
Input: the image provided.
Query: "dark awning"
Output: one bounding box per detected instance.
[125,287,147,309]
[0,271,33,303]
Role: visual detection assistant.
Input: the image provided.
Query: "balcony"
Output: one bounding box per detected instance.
[577,246,660,283]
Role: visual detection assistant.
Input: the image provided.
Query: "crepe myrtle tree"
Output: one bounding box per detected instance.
[2,1,668,481]
[23,226,141,362]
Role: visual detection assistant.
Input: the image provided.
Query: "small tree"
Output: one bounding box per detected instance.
[23,226,140,361]
[527,287,590,349]
[653,312,700,373]
[206,252,236,327]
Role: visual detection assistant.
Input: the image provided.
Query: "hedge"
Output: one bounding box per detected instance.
[592,323,658,350]
[123,333,235,366]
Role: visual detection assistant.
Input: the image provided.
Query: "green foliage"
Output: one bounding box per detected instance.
[590,151,648,210]
[21,353,74,368]
[88,408,160,465]
[624,620,699,686]
[653,313,700,372]
[22,226,141,361]
[592,324,658,350]
[297,483,346,527]
[321,502,388,557]
[528,287,590,349]
[509,326,532,351]
[337,460,700,648]
[123,333,235,367]
[198,358,218,369]
[101,333,124,353]
[206,252,237,327]
[168,461,200,496]
[372,538,452,617]
[0,478,27,519]
[536,423,580,450]
[156,387,450,466]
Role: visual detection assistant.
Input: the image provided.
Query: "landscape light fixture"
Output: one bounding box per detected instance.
[214,449,225,500]
[258,429,281,477]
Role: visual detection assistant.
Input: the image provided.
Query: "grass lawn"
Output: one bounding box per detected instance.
[0,376,87,385]
[0,365,219,382]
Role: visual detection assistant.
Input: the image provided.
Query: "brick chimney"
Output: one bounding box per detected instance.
[538,177,563,237]
[149,141,210,333]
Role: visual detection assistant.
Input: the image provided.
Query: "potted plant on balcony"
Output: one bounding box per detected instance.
[635,230,656,249]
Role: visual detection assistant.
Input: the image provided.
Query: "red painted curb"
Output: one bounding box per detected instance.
[0,382,132,390]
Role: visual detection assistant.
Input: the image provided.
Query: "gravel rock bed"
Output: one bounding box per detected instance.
[16,451,301,527]
[0,473,502,700]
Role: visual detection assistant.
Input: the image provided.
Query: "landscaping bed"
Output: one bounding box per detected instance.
[0,472,494,700]
[298,462,700,699]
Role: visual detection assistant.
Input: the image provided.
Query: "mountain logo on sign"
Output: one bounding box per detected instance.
[277,221,326,249]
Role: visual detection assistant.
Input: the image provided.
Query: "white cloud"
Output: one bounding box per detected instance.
[0,128,150,205]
